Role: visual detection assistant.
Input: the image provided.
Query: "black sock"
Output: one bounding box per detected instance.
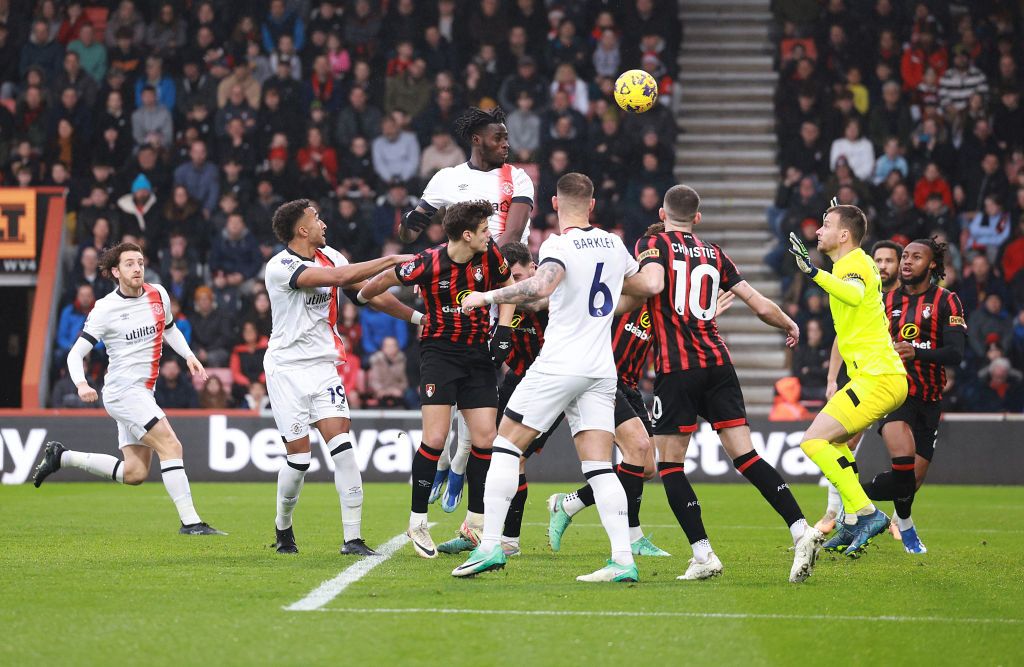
[733,451,804,527]
[466,445,491,514]
[617,462,645,529]
[891,456,916,520]
[411,443,442,513]
[503,474,528,538]
[864,471,896,501]
[575,483,595,507]
[658,462,707,544]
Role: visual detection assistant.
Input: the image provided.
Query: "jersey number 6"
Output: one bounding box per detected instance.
[589,262,613,317]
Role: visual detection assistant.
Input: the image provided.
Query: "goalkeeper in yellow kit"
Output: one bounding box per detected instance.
[788,203,908,557]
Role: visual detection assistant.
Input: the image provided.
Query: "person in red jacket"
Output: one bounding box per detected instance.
[901,28,948,92]
[913,162,953,210]
[229,320,268,402]
[296,126,339,186]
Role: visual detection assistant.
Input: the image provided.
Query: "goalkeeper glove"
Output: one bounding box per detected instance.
[788,232,818,277]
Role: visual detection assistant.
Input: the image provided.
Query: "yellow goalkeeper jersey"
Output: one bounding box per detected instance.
[813,247,905,377]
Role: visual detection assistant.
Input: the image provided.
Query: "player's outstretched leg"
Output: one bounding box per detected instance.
[161,456,224,535]
[328,433,378,556]
[33,441,125,487]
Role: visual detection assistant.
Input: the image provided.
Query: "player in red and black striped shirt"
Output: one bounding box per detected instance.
[632,187,824,583]
[861,238,966,553]
[358,200,515,558]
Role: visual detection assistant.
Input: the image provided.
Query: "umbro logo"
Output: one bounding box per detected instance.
[120,313,130,320]
[892,309,902,317]
[439,280,450,288]
[457,183,469,191]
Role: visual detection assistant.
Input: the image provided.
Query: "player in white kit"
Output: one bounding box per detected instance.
[33,242,225,536]
[398,106,535,548]
[451,173,663,582]
[264,199,419,556]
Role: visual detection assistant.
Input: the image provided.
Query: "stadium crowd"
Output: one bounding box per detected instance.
[0,0,679,409]
[770,0,1024,413]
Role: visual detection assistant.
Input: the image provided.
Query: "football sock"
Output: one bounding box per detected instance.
[275,452,308,530]
[160,458,201,525]
[732,451,804,527]
[826,483,843,516]
[583,461,633,566]
[863,471,896,500]
[800,438,872,515]
[329,433,362,542]
[451,416,471,475]
[896,514,915,532]
[658,462,708,545]
[479,437,520,550]
[60,450,123,483]
[565,487,592,515]
[410,443,442,513]
[789,518,809,545]
[466,445,492,514]
[891,456,917,522]
[617,462,645,529]
[502,474,528,539]
[692,538,713,562]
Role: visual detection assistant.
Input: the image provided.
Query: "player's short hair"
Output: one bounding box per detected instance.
[825,204,868,244]
[555,172,594,202]
[443,200,492,240]
[272,198,312,244]
[871,239,903,258]
[453,106,506,141]
[500,242,534,267]
[99,242,143,280]
[663,185,700,222]
[910,237,947,282]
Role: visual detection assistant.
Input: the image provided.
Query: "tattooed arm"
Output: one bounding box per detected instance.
[461,261,565,311]
[517,297,550,313]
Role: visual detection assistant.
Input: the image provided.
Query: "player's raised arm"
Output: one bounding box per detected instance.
[342,279,424,324]
[495,201,532,247]
[294,254,413,289]
[357,265,404,302]
[461,260,565,310]
[788,232,866,306]
[729,280,800,348]
[398,205,435,243]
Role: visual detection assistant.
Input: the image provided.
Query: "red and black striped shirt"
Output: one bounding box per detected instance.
[637,231,743,373]
[506,309,547,376]
[885,284,965,402]
[395,239,511,346]
[612,304,653,388]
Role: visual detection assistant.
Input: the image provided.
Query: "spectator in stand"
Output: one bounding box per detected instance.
[338,302,362,354]
[372,179,415,246]
[922,192,957,238]
[67,246,112,302]
[550,63,588,117]
[21,19,63,80]
[173,140,219,219]
[1001,218,1024,284]
[768,376,812,421]
[993,87,1024,153]
[506,92,541,163]
[190,286,234,367]
[296,126,338,187]
[966,195,1012,263]
[154,357,199,409]
[791,318,829,401]
[829,117,875,181]
[162,258,202,316]
[229,320,268,404]
[262,0,305,54]
[367,335,408,407]
[243,290,274,340]
[168,295,191,346]
[116,174,158,244]
[781,121,829,181]
[198,374,232,409]
[371,113,419,185]
[334,86,381,150]
[242,380,271,412]
[385,57,432,118]
[873,136,908,185]
[939,45,989,113]
[131,85,173,149]
[959,152,1010,217]
[105,0,145,48]
[217,61,261,111]
[498,55,548,112]
[210,212,263,299]
[966,357,1024,412]
[913,162,954,210]
[867,81,913,150]
[419,129,466,181]
[900,27,947,93]
[55,283,94,362]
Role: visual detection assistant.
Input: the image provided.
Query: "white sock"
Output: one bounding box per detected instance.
[897,515,914,532]
[478,436,520,550]
[436,440,451,473]
[562,491,587,516]
[160,459,201,525]
[691,538,713,561]
[842,511,857,526]
[629,526,644,543]
[275,452,308,530]
[328,434,362,542]
[856,502,877,517]
[464,510,483,531]
[450,416,471,475]
[409,511,428,527]
[61,450,123,483]
[826,483,842,516]
[583,460,634,567]
[790,518,809,544]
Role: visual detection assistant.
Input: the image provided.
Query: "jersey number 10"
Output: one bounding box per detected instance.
[672,260,721,321]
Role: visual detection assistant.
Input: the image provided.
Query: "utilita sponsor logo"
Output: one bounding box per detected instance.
[206,416,425,475]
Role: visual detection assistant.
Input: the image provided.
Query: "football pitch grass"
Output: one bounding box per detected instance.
[3,482,1021,666]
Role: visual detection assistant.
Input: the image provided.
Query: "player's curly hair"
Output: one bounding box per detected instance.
[912,237,947,282]
[500,242,534,267]
[99,242,143,280]
[272,198,311,244]
[644,222,665,236]
[453,106,506,141]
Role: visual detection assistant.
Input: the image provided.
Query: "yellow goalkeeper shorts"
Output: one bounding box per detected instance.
[822,372,908,437]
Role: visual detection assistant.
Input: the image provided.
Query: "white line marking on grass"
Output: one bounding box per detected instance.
[284,524,434,612]
[317,607,1023,625]
[523,522,1023,534]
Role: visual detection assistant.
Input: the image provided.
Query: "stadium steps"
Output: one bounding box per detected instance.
[675,0,785,414]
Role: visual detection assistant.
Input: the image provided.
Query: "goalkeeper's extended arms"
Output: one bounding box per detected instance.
[811,268,866,306]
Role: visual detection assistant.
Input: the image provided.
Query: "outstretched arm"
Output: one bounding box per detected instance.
[621,263,664,297]
[730,280,800,348]
[788,231,865,306]
[296,254,413,289]
[357,267,403,302]
[461,261,565,310]
[494,202,532,247]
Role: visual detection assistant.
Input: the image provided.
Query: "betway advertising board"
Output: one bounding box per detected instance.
[1,412,1021,485]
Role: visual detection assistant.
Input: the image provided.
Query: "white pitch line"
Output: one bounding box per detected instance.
[523,522,1024,534]
[317,607,1023,625]
[284,525,432,612]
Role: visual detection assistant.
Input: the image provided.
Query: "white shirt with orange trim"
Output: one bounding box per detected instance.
[264,246,348,373]
[81,283,172,394]
[419,162,534,242]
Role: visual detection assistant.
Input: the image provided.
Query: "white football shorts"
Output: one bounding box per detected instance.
[504,370,616,436]
[266,363,351,442]
[103,386,167,449]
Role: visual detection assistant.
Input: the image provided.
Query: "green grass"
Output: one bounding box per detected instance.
[2,482,1021,666]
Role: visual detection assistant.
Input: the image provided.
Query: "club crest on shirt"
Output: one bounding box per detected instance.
[425,383,436,398]
[151,302,164,317]
[501,182,514,196]
[922,305,932,319]
[474,267,483,282]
